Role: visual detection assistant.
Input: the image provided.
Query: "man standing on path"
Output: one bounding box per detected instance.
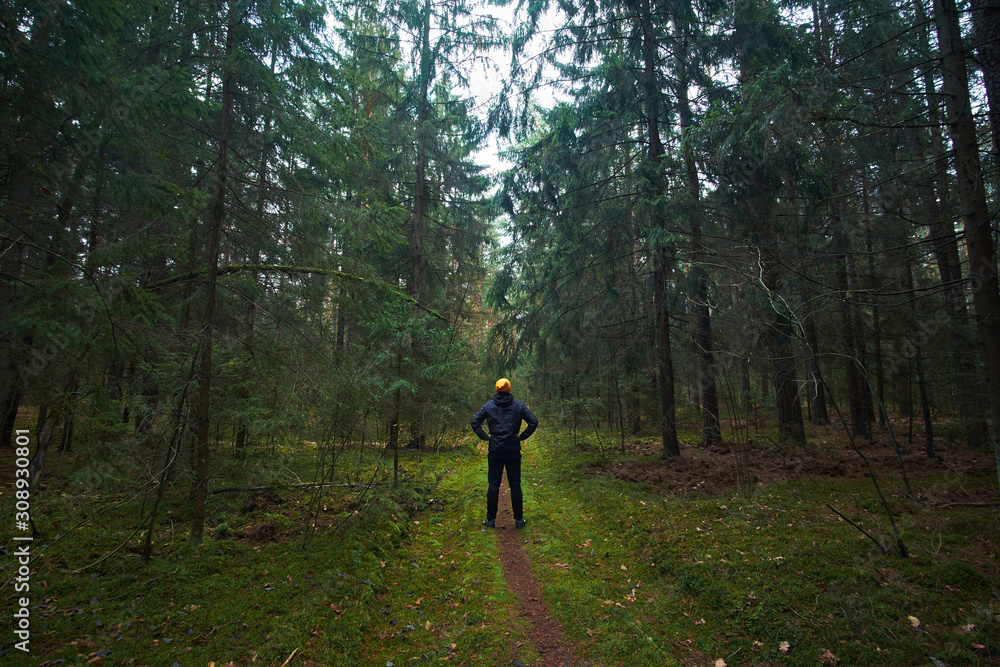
[471,378,538,529]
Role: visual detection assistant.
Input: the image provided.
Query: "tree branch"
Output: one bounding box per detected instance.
[143,263,365,290]
[145,263,448,321]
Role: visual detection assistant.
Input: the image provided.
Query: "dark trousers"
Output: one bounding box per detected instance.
[486,453,522,521]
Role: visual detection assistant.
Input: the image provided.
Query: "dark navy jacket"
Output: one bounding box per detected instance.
[471,392,538,455]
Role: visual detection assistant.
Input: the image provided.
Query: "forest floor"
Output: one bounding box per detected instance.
[2,421,999,666]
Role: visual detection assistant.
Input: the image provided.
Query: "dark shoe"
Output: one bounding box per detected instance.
[515,519,526,529]
[482,519,495,528]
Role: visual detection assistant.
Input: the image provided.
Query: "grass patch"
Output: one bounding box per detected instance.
[514,430,999,666]
[2,426,997,665]
[1,436,526,665]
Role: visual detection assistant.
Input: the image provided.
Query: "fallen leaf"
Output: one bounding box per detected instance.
[694,618,706,625]
[820,649,838,662]
[908,615,920,629]
[779,641,790,653]
[425,620,431,631]
[973,643,986,650]
[715,660,726,667]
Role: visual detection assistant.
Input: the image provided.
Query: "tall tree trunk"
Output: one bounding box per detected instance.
[905,256,936,456]
[935,0,1000,489]
[412,0,431,309]
[836,232,871,439]
[762,261,806,445]
[639,0,679,458]
[675,17,720,445]
[862,178,886,425]
[191,5,235,543]
[913,0,990,448]
[407,0,433,449]
[846,233,875,434]
[735,0,803,444]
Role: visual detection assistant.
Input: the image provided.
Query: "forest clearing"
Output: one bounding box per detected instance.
[5,0,1000,664]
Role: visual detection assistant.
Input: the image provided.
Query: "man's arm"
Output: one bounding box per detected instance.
[471,404,491,441]
[518,404,538,441]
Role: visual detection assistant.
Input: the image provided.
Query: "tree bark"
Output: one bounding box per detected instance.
[191,4,235,543]
[675,16,720,445]
[762,261,806,445]
[914,0,990,448]
[904,257,936,456]
[862,179,886,425]
[639,0,679,458]
[801,296,829,425]
[406,0,434,449]
[935,0,1000,489]
[836,235,871,440]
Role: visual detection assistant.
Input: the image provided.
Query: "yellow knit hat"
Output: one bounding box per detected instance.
[495,378,511,393]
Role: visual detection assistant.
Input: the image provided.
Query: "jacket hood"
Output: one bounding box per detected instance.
[493,392,514,406]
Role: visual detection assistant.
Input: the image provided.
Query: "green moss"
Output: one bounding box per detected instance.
[933,559,992,592]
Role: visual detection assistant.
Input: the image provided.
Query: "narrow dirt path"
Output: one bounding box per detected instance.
[495,484,580,667]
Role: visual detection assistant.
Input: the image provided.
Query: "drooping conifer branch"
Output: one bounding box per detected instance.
[144,263,447,321]
[143,263,365,289]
